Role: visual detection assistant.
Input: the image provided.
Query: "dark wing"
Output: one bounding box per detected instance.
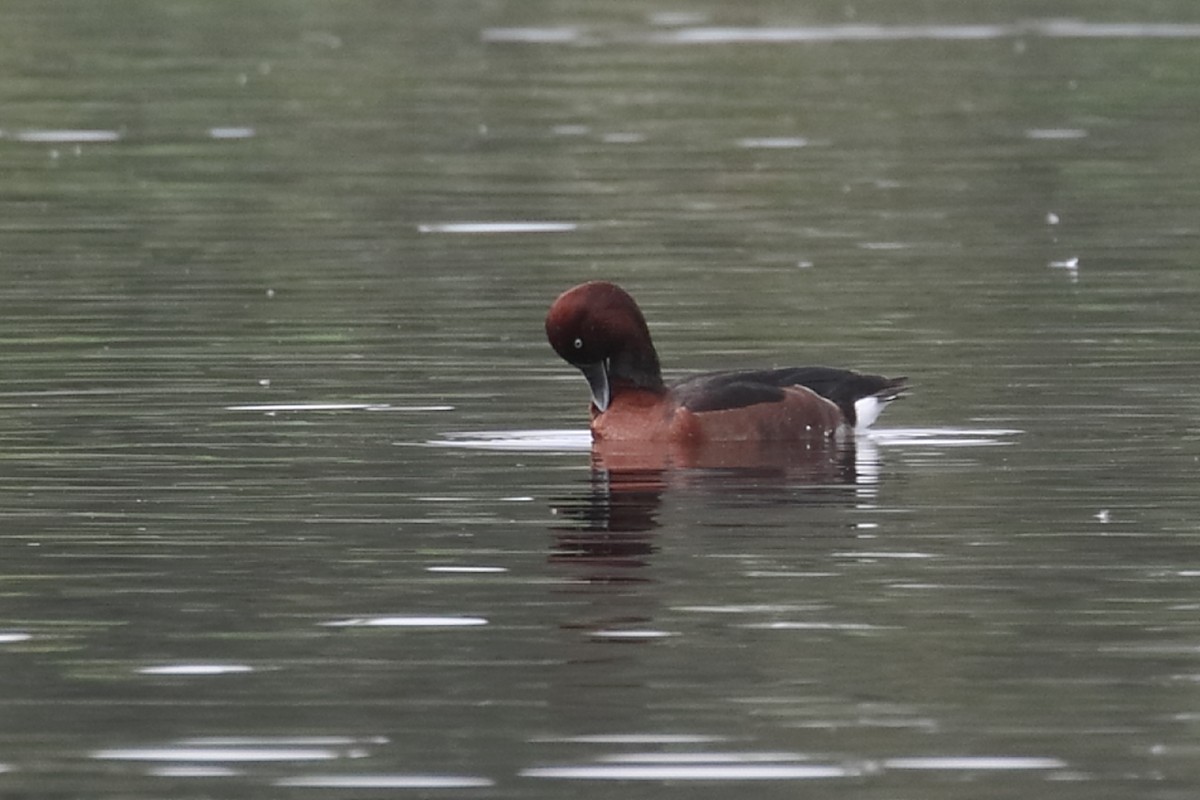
[670,372,788,413]
[759,367,908,425]
[672,367,907,424]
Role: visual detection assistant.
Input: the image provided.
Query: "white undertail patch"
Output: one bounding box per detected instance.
[854,396,888,430]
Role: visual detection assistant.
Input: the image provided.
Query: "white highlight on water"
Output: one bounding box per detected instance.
[426,565,508,573]
[275,774,495,788]
[834,551,936,559]
[178,736,387,746]
[868,427,1021,447]
[138,664,254,676]
[481,27,581,43]
[651,21,1200,44]
[744,621,892,631]
[884,756,1066,770]
[432,427,1018,453]
[13,129,121,143]
[737,137,810,149]
[483,20,1200,47]
[431,429,592,452]
[322,615,488,628]
[208,127,256,139]
[1026,128,1088,140]
[417,221,577,234]
[148,766,239,778]
[93,747,342,762]
[226,403,451,412]
[521,763,852,780]
[600,752,810,764]
[590,629,678,641]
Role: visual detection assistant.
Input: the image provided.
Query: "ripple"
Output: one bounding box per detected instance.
[137,664,254,676]
[226,402,450,412]
[521,763,852,780]
[96,736,385,764]
[884,756,1066,770]
[868,427,1021,447]
[430,429,591,452]
[675,604,823,614]
[275,774,494,788]
[651,21,1200,44]
[482,21,1200,48]
[431,426,1018,456]
[601,132,647,144]
[523,750,1064,781]
[208,126,256,139]
[178,737,387,745]
[148,765,239,777]
[656,24,1012,43]
[1026,128,1088,140]
[601,752,810,763]
[737,137,810,149]
[417,221,577,234]
[426,565,508,574]
[13,129,122,143]
[743,622,894,631]
[833,551,936,559]
[534,734,728,744]
[481,27,581,43]
[322,615,488,628]
[590,629,678,641]
[93,746,342,762]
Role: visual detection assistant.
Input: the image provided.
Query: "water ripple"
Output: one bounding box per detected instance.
[483,21,1200,46]
[321,615,488,628]
[430,429,592,452]
[522,763,853,780]
[275,774,494,788]
[417,221,577,234]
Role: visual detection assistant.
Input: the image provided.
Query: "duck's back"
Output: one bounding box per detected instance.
[671,367,907,429]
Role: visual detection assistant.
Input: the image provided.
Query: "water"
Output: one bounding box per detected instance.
[2,1,1200,797]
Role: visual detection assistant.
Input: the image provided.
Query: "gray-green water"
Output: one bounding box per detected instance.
[2,1,1199,797]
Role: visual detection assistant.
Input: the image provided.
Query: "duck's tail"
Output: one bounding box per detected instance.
[853,377,909,430]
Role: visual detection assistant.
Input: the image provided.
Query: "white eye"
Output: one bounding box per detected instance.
[573,338,583,349]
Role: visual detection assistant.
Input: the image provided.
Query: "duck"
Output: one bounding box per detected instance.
[545,281,907,443]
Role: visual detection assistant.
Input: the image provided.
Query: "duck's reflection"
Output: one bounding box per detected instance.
[549,463,663,576]
[591,436,863,480]
[550,436,870,572]
[547,437,874,644]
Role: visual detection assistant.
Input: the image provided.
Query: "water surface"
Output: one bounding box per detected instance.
[2,1,1199,797]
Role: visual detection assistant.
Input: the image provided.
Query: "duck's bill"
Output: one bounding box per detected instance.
[579,360,610,412]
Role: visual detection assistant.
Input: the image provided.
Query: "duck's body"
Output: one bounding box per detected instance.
[545,281,907,443]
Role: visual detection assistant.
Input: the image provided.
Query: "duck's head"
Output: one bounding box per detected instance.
[545,281,664,411]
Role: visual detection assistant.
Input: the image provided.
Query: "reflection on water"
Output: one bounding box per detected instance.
[485,19,1200,45]
[418,221,579,234]
[550,461,662,578]
[435,427,1024,654]
[12,128,123,143]
[437,428,1024,590]
[544,434,865,580]
[522,755,1068,781]
[94,736,497,790]
[275,774,495,789]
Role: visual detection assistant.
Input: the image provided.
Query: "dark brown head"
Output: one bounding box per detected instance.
[545,281,664,411]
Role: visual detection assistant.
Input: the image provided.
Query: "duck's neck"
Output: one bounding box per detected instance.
[611,342,665,394]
